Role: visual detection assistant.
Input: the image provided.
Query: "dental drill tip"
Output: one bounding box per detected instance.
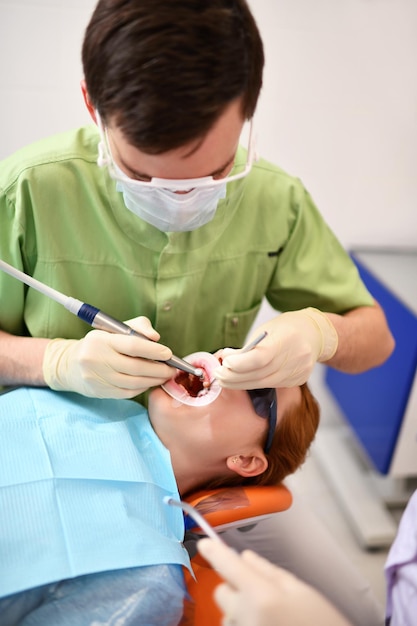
[195,368,204,379]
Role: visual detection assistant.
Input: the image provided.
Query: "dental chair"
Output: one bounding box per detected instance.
[182,483,293,626]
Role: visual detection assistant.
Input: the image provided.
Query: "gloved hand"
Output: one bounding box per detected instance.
[42,316,174,399]
[215,307,338,389]
[198,538,352,626]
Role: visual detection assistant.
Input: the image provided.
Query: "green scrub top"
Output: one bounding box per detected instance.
[0,125,373,360]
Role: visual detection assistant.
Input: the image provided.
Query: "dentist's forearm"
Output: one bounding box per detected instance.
[325,300,395,373]
[0,330,50,386]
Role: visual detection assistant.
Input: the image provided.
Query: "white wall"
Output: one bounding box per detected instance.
[251,0,417,249]
[1,0,416,249]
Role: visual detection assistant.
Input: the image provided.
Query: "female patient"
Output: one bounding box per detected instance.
[0,380,319,625]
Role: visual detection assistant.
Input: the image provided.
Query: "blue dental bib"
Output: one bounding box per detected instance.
[0,387,190,598]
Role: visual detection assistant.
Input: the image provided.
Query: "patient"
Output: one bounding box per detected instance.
[0,376,319,626]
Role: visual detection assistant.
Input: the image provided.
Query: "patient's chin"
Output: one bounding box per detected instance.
[161,352,221,406]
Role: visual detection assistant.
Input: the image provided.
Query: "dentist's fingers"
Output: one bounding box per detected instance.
[215,308,338,389]
[43,316,174,398]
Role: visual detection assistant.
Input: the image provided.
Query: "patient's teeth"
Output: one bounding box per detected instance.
[162,352,221,406]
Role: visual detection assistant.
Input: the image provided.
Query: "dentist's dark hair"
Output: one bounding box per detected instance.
[82,0,264,153]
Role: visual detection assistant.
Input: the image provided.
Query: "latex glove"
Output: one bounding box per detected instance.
[42,316,174,399]
[198,538,352,626]
[215,307,338,389]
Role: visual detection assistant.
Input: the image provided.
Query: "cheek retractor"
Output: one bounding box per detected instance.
[161,352,221,406]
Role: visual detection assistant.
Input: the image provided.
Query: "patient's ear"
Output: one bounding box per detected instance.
[226,452,268,478]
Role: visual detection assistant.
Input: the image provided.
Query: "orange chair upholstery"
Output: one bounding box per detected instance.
[181,484,292,626]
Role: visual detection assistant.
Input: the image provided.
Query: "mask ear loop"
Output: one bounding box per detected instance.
[164,496,225,544]
[246,118,259,166]
[95,110,112,168]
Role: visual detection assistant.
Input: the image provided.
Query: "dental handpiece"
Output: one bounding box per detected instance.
[0,259,203,378]
[76,304,203,376]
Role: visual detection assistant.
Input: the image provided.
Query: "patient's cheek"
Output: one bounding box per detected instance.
[162,352,221,406]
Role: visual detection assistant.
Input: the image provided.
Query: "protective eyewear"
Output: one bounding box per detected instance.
[247,388,277,454]
[96,112,256,192]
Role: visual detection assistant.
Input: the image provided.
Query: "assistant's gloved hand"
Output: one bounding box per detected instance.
[198,538,352,626]
[42,316,174,399]
[215,307,338,389]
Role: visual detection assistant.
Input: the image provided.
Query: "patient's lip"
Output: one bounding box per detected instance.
[162,352,221,406]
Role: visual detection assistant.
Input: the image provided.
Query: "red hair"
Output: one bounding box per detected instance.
[197,383,320,493]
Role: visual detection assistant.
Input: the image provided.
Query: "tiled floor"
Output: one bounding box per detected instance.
[286,365,407,608]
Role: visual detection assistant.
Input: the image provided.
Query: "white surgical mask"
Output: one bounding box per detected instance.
[114,162,227,231]
[96,112,256,232]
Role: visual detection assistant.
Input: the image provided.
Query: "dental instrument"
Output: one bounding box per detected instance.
[0,259,203,378]
[206,330,268,390]
[163,496,224,543]
[239,331,268,353]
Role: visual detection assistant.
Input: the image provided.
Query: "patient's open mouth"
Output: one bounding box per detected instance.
[175,370,208,397]
[162,352,221,406]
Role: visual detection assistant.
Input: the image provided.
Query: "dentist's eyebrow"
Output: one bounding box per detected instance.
[107,131,153,180]
[117,155,152,181]
[110,126,236,181]
[118,153,236,181]
[180,134,237,177]
[208,155,235,178]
